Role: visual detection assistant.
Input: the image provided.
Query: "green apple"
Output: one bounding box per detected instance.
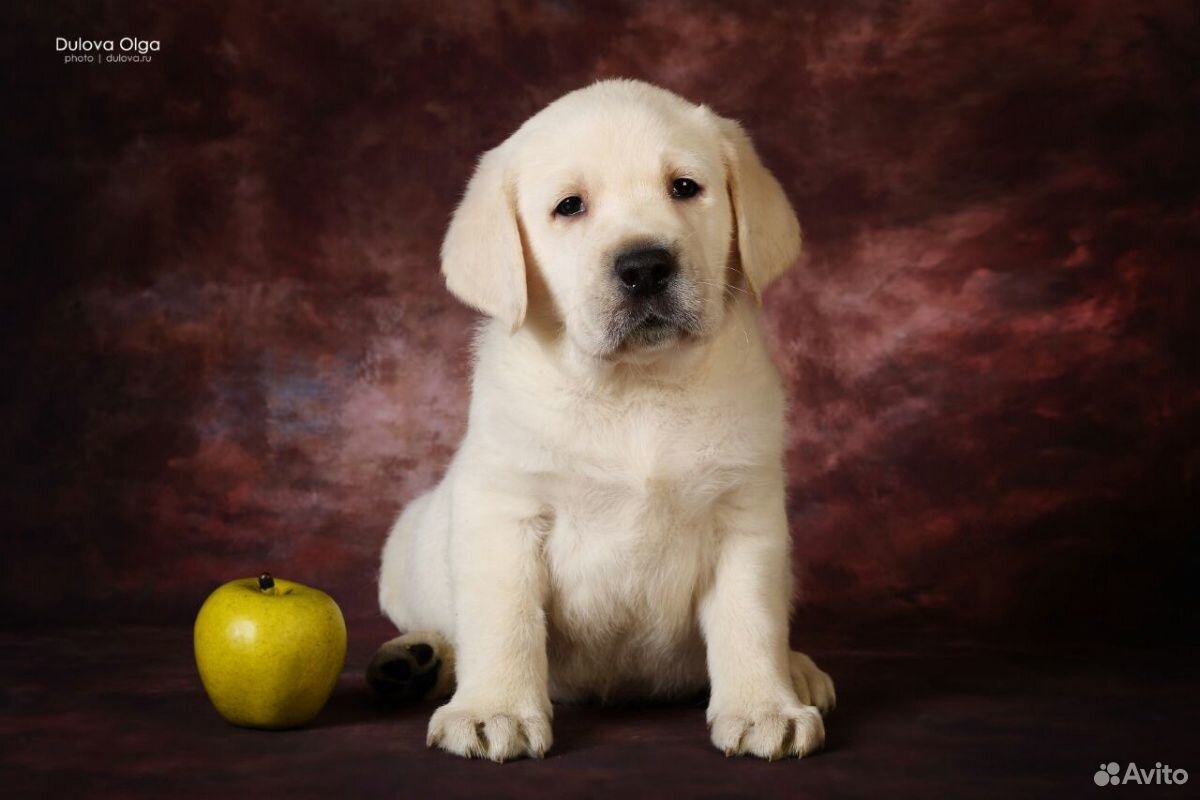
[194,573,347,729]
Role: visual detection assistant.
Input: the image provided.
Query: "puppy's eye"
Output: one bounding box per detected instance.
[554,196,585,217]
[670,178,702,199]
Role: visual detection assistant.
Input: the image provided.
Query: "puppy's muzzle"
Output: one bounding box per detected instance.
[606,245,702,352]
[615,247,677,299]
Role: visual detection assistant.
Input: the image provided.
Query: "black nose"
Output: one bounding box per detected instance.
[614,247,677,298]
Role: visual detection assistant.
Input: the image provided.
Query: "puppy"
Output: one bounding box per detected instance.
[370,79,835,761]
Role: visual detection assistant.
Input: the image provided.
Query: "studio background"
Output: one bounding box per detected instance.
[4,0,1197,643]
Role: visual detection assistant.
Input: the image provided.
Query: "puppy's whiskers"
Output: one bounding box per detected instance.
[697,278,752,300]
[695,279,752,352]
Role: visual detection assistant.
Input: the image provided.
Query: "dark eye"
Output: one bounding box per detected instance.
[554,195,585,216]
[670,178,702,199]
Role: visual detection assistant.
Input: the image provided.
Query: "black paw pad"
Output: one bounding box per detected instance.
[367,642,441,702]
[379,658,412,681]
[408,643,434,666]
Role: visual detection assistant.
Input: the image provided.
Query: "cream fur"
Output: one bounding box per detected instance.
[378,79,834,762]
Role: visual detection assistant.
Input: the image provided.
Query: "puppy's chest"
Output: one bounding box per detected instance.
[537,400,743,618]
[545,397,750,518]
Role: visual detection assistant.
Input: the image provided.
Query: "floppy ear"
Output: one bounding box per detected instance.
[715,115,802,300]
[440,144,527,331]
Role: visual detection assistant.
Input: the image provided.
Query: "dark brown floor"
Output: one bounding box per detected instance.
[2,622,1195,799]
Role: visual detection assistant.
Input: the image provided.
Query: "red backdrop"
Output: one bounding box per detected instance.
[4,0,1197,640]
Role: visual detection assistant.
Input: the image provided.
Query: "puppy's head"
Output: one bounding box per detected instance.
[441,80,800,362]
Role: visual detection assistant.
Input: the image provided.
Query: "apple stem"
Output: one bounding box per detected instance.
[258,572,275,592]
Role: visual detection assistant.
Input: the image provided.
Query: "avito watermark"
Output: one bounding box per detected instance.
[1094,762,1188,787]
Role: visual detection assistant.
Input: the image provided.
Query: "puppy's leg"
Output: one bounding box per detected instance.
[701,478,825,760]
[367,630,455,702]
[788,650,836,715]
[426,485,553,762]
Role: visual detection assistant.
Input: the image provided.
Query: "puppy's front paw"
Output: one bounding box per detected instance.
[707,702,825,760]
[427,701,552,762]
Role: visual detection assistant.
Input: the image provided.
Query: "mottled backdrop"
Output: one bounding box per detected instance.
[3,1,1197,640]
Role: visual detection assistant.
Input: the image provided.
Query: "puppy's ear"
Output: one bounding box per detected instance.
[440,144,527,331]
[714,115,802,300]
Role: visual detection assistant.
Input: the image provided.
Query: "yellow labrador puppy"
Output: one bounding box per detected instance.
[371,79,835,761]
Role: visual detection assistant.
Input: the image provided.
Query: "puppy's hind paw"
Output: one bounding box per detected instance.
[367,631,454,703]
[789,650,837,716]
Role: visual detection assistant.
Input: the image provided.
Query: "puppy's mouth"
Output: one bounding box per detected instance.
[638,313,671,331]
[607,298,702,354]
[627,313,676,346]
